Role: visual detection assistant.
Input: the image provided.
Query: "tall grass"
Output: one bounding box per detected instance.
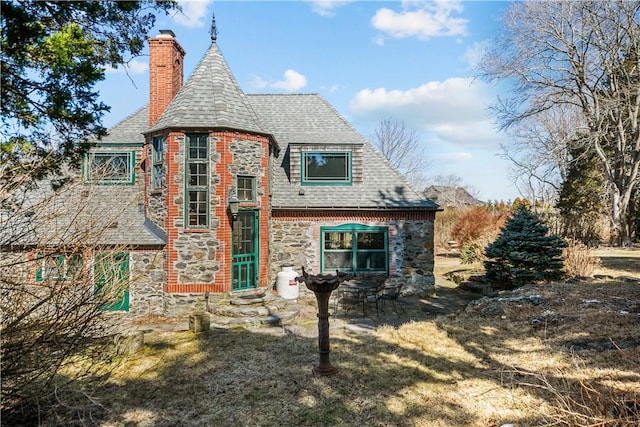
[563,240,599,278]
[510,351,639,426]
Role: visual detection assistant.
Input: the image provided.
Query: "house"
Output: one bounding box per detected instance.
[424,185,484,208]
[2,20,440,317]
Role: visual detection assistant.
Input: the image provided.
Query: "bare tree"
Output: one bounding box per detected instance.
[371,118,430,190]
[0,161,148,421]
[501,106,582,205]
[478,1,640,245]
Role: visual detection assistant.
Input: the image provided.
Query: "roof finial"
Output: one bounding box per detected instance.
[210,13,218,42]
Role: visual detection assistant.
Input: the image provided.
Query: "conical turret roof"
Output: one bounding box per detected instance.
[147,41,268,135]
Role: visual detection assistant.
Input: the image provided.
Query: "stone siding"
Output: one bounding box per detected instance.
[269,220,317,287]
[172,233,220,284]
[269,218,436,297]
[229,138,266,196]
[394,220,436,296]
[128,250,166,317]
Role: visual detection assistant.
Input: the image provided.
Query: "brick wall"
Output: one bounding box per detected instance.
[162,130,272,294]
[148,31,185,126]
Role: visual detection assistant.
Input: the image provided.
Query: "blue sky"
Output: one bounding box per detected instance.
[97,0,518,202]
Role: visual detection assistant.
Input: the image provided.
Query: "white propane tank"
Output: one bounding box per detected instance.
[276,264,299,300]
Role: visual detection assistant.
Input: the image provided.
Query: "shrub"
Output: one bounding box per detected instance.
[460,242,482,264]
[434,207,462,252]
[452,206,509,264]
[460,234,497,264]
[563,240,599,278]
[451,206,496,246]
[484,205,568,288]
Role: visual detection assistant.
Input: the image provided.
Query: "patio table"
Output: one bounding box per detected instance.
[337,280,383,316]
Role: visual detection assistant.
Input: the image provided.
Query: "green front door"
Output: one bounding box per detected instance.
[94,252,129,311]
[232,211,258,291]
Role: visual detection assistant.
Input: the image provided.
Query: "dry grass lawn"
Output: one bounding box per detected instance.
[45,248,640,426]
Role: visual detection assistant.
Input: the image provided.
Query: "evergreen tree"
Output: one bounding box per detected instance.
[1,1,178,190]
[484,205,567,288]
[557,145,608,244]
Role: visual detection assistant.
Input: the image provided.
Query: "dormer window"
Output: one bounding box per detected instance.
[84,152,135,185]
[301,151,351,185]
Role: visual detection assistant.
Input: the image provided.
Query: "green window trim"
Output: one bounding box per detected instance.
[237,175,256,202]
[36,253,84,282]
[320,224,388,274]
[185,133,209,228]
[151,136,165,190]
[301,151,352,185]
[83,151,136,185]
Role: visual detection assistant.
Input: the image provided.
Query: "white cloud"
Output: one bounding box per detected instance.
[271,70,308,92]
[249,70,308,92]
[172,0,213,28]
[249,75,269,90]
[310,1,354,17]
[433,152,472,162]
[462,40,489,69]
[349,77,502,148]
[372,34,385,46]
[371,0,468,40]
[105,58,148,75]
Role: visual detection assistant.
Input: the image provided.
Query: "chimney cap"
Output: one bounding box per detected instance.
[158,29,176,38]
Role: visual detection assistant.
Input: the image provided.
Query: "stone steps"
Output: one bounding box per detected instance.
[208,290,301,328]
[210,308,299,328]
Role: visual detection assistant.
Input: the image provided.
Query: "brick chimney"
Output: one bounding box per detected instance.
[148,30,186,126]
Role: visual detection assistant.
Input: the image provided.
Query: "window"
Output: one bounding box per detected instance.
[321,225,388,274]
[186,134,209,227]
[152,136,165,189]
[301,151,351,185]
[85,152,135,184]
[237,176,255,201]
[36,253,84,282]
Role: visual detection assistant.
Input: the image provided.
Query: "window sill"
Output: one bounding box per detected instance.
[184,228,210,233]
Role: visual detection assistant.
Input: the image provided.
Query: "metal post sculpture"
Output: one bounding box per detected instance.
[297,267,352,376]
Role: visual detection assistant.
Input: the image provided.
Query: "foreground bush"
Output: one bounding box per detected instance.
[484,205,567,288]
[563,240,599,278]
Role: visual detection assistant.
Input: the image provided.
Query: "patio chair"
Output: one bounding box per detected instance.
[377,283,404,315]
[333,286,366,318]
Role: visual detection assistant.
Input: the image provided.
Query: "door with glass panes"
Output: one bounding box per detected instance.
[231,211,258,290]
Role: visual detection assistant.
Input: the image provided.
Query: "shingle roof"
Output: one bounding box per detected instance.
[94,43,438,212]
[147,42,268,136]
[248,94,438,210]
[98,106,148,145]
[1,176,166,248]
